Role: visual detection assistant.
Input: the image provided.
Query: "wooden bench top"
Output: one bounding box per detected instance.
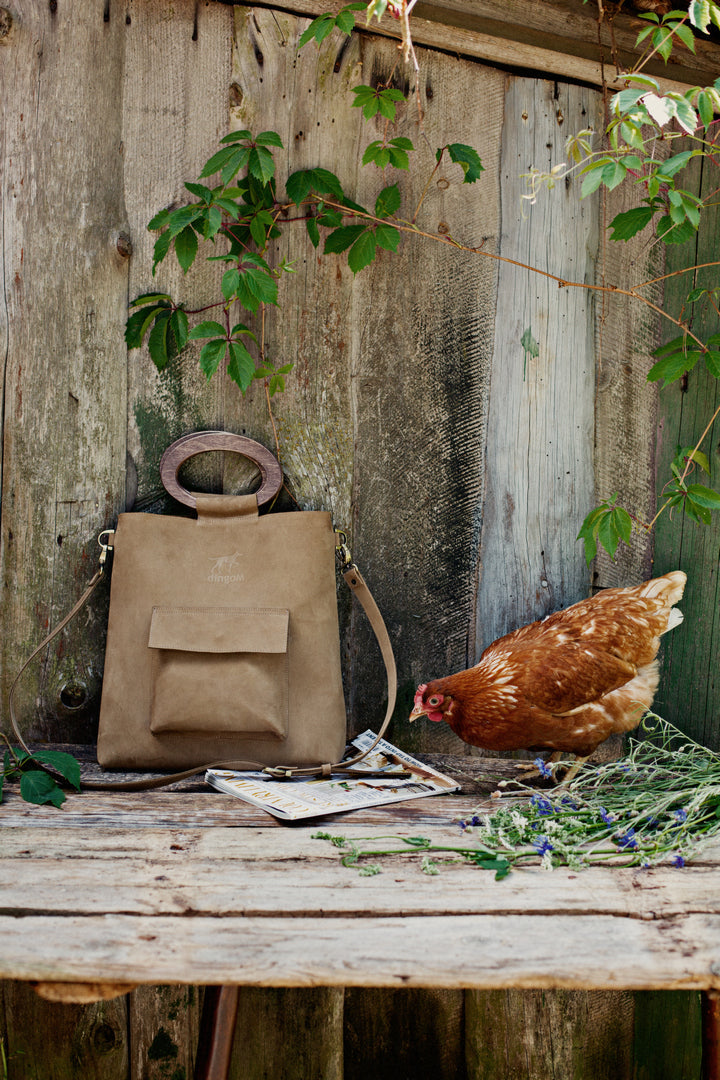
[2,751,720,994]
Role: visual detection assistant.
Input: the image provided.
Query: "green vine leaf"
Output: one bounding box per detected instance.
[255,131,284,148]
[20,770,65,808]
[608,206,655,242]
[656,215,697,244]
[184,181,214,202]
[298,3,364,49]
[147,311,173,371]
[227,339,255,392]
[445,143,484,184]
[577,497,633,564]
[152,231,173,274]
[352,84,406,121]
[685,485,720,509]
[222,268,241,300]
[148,207,171,231]
[248,146,276,184]
[125,301,172,349]
[166,205,204,238]
[220,129,252,144]
[375,183,401,219]
[32,751,81,791]
[170,309,189,352]
[374,223,400,252]
[363,137,414,170]
[175,225,199,273]
[648,336,702,386]
[198,339,228,380]
[306,216,320,248]
[347,229,377,273]
[188,321,227,340]
[324,223,369,254]
[199,145,248,183]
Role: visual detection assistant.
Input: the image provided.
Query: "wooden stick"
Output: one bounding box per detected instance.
[702,990,720,1080]
[195,986,240,1080]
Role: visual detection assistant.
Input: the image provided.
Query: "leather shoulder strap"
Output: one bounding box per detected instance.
[8,537,398,790]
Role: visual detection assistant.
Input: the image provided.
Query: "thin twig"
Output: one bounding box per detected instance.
[314,196,709,352]
[633,261,720,291]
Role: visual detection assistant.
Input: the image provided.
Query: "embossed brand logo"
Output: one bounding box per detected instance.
[207,552,245,584]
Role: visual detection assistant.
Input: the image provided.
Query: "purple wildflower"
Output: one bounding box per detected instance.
[673,808,688,824]
[470,814,482,826]
[561,795,579,809]
[532,836,554,856]
[457,820,467,831]
[614,828,638,851]
[673,855,685,868]
[530,795,554,816]
[534,757,554,779]
[598,806,616,826]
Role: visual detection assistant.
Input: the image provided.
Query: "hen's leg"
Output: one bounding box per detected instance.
[559,754,591,785]
[514,751,563,780]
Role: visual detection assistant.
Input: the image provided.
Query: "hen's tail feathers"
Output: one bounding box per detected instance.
[639,570,686,635]
[639,570,686,604]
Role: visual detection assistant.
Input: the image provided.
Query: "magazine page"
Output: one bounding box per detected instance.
[205,730,459,820]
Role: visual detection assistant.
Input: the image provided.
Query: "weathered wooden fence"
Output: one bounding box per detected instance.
[2,0,719,1076]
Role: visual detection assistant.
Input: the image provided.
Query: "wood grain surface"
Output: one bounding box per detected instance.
[2,3,718,1077]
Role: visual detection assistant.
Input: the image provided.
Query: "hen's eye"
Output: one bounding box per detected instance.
[428,695,441,707]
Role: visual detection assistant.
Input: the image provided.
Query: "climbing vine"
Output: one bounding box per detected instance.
[126,0,720,563]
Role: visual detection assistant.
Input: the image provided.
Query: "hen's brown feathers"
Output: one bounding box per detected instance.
[411,571,686,757]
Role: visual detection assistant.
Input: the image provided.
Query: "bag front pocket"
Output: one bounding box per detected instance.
[148,606,289,739]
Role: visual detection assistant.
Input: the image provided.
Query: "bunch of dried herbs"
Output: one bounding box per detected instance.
[314,715,720,879]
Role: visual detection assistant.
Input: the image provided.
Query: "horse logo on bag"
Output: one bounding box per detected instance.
[207,552,245,584]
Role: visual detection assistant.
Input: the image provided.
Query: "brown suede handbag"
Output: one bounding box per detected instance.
[11,432,397,785]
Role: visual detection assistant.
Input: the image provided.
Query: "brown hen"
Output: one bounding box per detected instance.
[410,571,686,776]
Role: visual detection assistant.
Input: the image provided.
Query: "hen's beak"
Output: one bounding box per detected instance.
[408,707,426,723]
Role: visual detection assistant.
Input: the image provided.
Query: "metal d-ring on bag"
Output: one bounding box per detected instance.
[9,432,397,791]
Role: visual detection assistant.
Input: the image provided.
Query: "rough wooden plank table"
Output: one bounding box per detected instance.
[2,751,720,1077]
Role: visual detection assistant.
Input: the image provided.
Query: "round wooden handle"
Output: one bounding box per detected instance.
[159,431,283,509]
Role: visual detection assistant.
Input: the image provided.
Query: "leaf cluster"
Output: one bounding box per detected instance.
[363,135,415,170]
[661,446,720,526]
[127,132,293,391]
[648,330,720,387]
[2,745,81,808]
[352,83,406,122]
[577,495,633,565]
[287,171,402,272]
[298,2,365,49]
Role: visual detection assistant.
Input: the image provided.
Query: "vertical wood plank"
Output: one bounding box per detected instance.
[347,47,503,752]
[0,979,128,1080]
[121,0,234,514]
[466,988,635,1080]
[343,987,465,1080]
[230,9,505,752]
[474,76,601,670]
[228,987,343,1080]
[592,178,662,591]
[0,0,128,742]
[633,990,701,1080]
[129,984,202,1080]
[653,152,720,750]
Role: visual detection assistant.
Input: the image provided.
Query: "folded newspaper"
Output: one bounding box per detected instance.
[205,730,459,820]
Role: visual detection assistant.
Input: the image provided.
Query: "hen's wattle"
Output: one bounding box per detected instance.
[410,571,686,759]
